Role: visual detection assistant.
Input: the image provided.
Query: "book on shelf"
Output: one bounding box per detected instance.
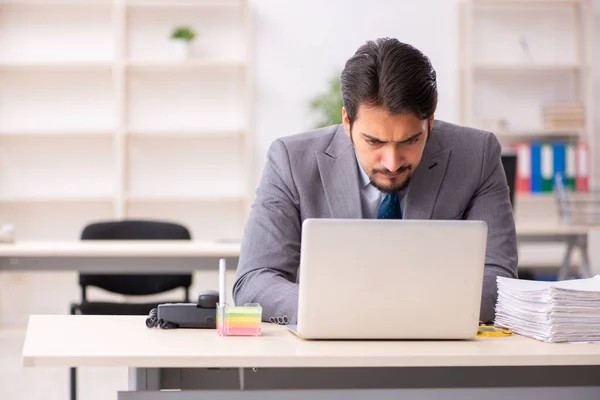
[576,141,589,191]
[513,140,588,194]
[542,103,585,131]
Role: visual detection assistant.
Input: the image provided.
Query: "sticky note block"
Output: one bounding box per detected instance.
[217,304,262,336]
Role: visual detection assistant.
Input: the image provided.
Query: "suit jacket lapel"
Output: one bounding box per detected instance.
[316,126,363,219]
[404,130,451,220]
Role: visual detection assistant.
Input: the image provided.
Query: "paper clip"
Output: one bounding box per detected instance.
[477,324,512,337]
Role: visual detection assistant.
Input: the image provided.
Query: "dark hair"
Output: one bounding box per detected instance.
[340,38,437,129]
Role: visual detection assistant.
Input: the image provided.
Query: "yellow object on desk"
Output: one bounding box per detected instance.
[477,324,512,337]
[216,303,262,336]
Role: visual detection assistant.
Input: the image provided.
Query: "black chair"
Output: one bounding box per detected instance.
[503,151,534,279]
[501,151,517,210]
[69,219,193,400]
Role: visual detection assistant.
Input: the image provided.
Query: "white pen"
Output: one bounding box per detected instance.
[219,258,226,306]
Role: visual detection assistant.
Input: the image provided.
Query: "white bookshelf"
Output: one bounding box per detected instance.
[459,0,595,191]
[0,0,253,242]
[473,64,581,74]
[126,60,244,71]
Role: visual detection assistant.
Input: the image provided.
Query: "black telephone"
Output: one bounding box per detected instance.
[145,290,219,329]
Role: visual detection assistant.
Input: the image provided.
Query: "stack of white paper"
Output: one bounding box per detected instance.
[494,275,600,343]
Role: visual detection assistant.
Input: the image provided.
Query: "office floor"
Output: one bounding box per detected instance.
[0,327,127,400]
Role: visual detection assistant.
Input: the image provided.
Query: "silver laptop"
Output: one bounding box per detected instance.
[288,218,487,340]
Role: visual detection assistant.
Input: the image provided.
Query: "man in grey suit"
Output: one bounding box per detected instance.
[233,38,518,324]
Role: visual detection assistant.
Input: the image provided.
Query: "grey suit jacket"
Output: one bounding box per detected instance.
[232,120,518,324]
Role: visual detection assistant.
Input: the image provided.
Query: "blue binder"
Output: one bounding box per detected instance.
[552,143,566,190]
[530,143,542,193]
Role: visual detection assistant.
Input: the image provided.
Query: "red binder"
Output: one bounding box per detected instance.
[514,142,531,193]
[576,141,589,192]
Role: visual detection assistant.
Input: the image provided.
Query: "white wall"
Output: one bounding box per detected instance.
[251,0,459,184]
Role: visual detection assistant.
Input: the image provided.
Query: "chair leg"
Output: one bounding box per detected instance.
[70,299,81,400]
[70,367,77,400]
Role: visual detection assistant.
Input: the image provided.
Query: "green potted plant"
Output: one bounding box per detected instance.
[309,73,343,128]
[170,26,196,60]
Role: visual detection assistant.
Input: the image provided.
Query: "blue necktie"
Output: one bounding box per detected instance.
[376,193,402,219]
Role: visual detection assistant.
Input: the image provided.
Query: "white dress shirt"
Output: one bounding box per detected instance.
[356,157,407,219]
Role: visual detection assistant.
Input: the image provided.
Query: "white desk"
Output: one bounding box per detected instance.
[22,315,600,400]
[0,224,593,278]
[0,240,241,273]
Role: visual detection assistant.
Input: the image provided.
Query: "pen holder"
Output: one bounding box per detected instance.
[216,303,262,336]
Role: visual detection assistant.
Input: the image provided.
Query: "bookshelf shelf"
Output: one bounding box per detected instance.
[126,69,245,132]
[472,0,584,6]
[126,194,246,202]
[516,192,556,199]
[125,0,243,9]
[0,0,253,241]
[0,196,114,203]
[0,130,114,138]
[125,200,246,241]
[0,2,114,64]
[496,128,584,138]
[460,0,594,193]
[125,60,245,71]
[126,129,244,138]
[472,64,580,74]
[0,61,113,70]
[0,1,111,6]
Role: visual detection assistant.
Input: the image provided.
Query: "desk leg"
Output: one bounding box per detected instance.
[559,235,593,280]
[128,368,160,391]
[578,235,592,278]
[118,368,161,400]
[558,238,576,280]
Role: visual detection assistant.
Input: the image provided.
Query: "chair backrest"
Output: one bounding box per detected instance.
[79,219,192,298]
[501,152,517,210]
